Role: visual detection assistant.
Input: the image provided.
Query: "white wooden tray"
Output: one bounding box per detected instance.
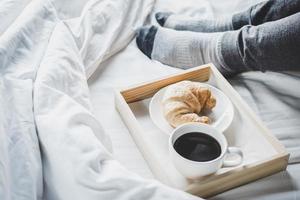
[114,64,289,198]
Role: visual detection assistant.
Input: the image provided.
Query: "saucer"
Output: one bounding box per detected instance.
[149,83,234,134]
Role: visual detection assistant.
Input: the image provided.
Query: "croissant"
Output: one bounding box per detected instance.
[162,81,216,128]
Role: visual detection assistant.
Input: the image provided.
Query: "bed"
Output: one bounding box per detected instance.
[0,0,299,199]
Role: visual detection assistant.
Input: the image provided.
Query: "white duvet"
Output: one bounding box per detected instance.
[0,0,201,199]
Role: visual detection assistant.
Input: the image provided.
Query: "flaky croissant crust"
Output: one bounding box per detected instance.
[162,81,216,128]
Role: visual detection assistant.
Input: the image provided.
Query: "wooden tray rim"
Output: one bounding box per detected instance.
[114,63,290,198]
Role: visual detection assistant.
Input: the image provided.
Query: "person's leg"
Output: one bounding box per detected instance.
[136,13,300,76]
[221,12,300,75]
[156,0,300,32]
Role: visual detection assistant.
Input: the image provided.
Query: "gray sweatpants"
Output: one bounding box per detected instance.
[220,0,300,74]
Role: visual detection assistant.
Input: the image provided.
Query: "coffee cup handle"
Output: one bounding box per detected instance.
[223,147,243,167]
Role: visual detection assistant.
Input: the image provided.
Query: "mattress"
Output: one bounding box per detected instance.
[88,0,300,199]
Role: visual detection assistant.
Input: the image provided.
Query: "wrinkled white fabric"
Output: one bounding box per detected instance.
[0,0,202,199]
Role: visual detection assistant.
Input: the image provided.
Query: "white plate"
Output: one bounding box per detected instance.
[149,83,234,134]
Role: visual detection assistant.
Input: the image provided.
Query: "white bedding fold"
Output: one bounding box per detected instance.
[0,0,202,199]
[0,0,57,199]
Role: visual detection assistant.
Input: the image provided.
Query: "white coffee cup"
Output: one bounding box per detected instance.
[169,123,243,179]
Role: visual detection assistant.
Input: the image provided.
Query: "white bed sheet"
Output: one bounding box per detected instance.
[88,0,300,199]
[1,0,205,199]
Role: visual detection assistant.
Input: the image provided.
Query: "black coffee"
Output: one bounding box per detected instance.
[173,132,221,162]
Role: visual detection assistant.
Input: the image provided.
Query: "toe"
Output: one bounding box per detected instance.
[136,25,158,59]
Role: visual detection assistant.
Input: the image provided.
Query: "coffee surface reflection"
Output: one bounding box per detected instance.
[173,132,221,162]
